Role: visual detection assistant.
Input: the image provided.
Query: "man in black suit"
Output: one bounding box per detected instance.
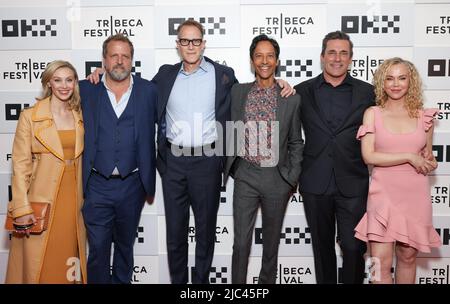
[294,31,374,284]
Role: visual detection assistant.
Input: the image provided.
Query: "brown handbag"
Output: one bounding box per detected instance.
[4,202,51,234]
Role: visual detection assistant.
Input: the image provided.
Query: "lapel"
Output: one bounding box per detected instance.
[208,57,222,113]
[73,108,84,159]
[92,83,106,144]
[32,97,64,161]
[235,83,251,123]
[158,63,180,122]
[276,88,287,130]
[131,75,139,142]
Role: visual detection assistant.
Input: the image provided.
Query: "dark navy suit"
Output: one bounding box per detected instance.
[152,56,237,283]
[80,75,157,283]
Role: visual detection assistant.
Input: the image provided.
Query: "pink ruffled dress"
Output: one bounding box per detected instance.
[354,106,442,252]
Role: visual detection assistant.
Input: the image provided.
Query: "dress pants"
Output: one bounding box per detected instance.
[82,171,146,284]
[162,150,222,284]
[232,159,292,284]
[301,177,367,284]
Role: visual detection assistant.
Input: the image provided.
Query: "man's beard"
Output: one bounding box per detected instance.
[108,65,131,81]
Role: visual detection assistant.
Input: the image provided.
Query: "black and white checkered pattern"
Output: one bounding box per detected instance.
[277,59,313,78]
[280,227,311,244]
[198,17,226,35]
[21,19,56,37]
[209,266,228,284]
[136,226,144,244]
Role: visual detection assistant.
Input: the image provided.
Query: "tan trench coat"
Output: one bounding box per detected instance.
[5,97,87,283]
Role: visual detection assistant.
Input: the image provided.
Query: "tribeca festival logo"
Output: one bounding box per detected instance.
[131,264,151,283]
[435,100,450,120]
[252,14,314,38]
[341,15,400,34]
[418,265,450,284]
[349,57,384,82]
[83,16,144,37]
[425,16,450,35]
[251,263,313,284]
[84,60,142,78]
[432,144,450,163]
[255,226,311,245]
[289,191,303,204]
[428,59,450,77]
[431,184,449,208]
[276,59,313,79]
[188,225,230,243]
[2,60,50,83]
[168,17,226,36]
[1,19,56,37]
[5,103,30,121]
[270,264,313,284]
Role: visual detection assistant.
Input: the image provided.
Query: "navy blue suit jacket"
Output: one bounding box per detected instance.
[152,56,237,174]
[80,75,158,196]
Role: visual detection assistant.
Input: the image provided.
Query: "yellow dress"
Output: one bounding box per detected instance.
[39,130,80,284]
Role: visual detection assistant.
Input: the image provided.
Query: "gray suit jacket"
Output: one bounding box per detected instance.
[224,82,304,189]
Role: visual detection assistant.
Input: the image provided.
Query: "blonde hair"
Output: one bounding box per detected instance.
[40,60,81,112]
[372,57,423,118]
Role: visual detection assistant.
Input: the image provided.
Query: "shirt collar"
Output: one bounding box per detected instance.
[253,81,278,92]
[316,72,353,88]
[101,73,134,92]
[179,56,210,75]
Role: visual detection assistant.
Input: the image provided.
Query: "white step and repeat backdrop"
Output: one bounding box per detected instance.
[0,0,449,284]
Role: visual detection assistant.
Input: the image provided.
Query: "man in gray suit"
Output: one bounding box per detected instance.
[224,34,304,284]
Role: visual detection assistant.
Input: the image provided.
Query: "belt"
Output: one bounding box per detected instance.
[166,140,215,156]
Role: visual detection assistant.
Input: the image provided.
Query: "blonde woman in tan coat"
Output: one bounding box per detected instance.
[5,60,86,284]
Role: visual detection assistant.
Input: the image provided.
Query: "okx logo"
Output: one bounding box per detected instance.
[433,145,450,163]
[190,266,228,284]
[276,59,313,78]
[2,19,57,37]
[5,103,30,121]
[168,17,226,36]
[84,61,142,78]
[255,227,311,245]
[341,15,400,34]
[8,184,12,201]
[428,59,450,77]
[436,228,450,246]
[136,226,144,244]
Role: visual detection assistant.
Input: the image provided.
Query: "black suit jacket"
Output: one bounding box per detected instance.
[152,56,238,174]
[294,74,375,197]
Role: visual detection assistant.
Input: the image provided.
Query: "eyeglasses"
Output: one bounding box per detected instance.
[177,38,203,46]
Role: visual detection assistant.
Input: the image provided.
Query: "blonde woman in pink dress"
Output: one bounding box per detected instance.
[354,57,441,284]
